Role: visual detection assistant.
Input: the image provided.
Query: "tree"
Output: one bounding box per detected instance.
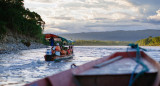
[0,0,45,39]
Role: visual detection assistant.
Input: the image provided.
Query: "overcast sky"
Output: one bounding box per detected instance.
[24,0,160,34]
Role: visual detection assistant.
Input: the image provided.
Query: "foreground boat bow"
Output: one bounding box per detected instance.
[25,51,160,86]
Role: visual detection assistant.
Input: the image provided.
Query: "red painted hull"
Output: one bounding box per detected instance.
[25,51,160,86]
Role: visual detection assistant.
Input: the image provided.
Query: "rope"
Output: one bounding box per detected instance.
[128,44,149,86]
[128,63,139,86]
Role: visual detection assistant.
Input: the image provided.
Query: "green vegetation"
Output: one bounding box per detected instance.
[0,0,45,41]
[136,36,160,46]
[74,40,133,46]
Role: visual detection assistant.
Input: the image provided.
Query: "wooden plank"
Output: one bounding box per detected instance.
[93,56,123,68]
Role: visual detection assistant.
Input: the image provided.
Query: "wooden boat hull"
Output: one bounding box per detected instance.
[44,54,74,62]
[75,73,157,86]
[25,51,160,86]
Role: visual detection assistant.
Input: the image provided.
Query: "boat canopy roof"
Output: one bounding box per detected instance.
[58,36,73,43]
[45,34,74,44]
[45,34,59,38]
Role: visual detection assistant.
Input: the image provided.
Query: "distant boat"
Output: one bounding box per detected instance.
[25,51,160,86]
[44,52,74,62]
[44,34,74,62]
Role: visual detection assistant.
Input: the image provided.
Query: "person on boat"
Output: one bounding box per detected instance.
[55,43,61,56]
[71,46,73,53]
[69,46,73,54]
[67,47,71,55]
[51,46,56,60]
[61,48,67,56]
[51,46,56,55]
[49,37,54,46]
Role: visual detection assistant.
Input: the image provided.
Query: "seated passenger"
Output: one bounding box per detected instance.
[55,43,61,51]
[61,49,67,55]
[67,48,71,55]
[51,46,55,54]
[69,46,73,54]
[55,43,61,56]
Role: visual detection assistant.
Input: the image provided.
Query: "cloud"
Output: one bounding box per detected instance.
[48,17,74,20]
[128,0,160,6]
[24,0,160,33]
[86,24,141,28]
[143,9,160,25]
[128,0,160,15]
[43,28,68,34]
[25,0,55,3]
[147,10,160,22]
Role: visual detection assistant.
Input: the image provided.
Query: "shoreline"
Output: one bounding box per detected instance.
[0,30,48,54]
[0,42,47,54]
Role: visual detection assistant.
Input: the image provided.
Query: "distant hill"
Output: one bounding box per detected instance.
[59,30,160,42]
[136,36,160,46]
[74,40,133,46]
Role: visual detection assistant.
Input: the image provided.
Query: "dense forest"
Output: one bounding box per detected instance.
[74,40,133,46]
[0,0,45,40]
[136,36,160,46]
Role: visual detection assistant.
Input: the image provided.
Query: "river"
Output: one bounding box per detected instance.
[0,46,160,86]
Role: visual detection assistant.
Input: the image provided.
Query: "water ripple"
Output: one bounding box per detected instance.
[0,46,160,86]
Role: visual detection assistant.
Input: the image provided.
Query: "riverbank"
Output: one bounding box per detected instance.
[0,42,47,54]
[0,31,47,54]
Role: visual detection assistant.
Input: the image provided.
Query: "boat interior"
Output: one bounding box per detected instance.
[73,51,160,86]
